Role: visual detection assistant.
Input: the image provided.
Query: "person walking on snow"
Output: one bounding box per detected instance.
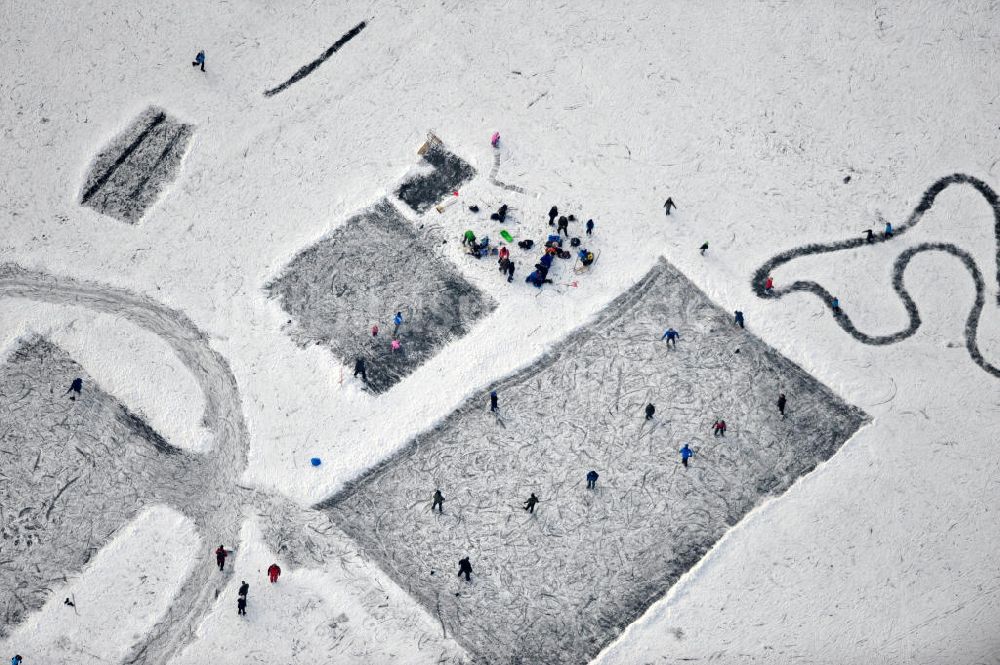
[661,328,680,348]
[777,392,787,417]
[64,377,83,400]
[863,229,875,243]
[680,444,694,467]
[238,581,249,598]
[490,390,499,413]
[699,242,709,256]
[523,493,539,514]
[664,197,676,215]
[557,216,569,236]
[237,596,247,616]
[586,219,594,235]
[734,310,744,328]
[215,545,227,571]
[432,489,445,513]
[462,229,476,246]
[586,470,599,489]
[267,563,281,583]
[713,420,727,437]
[11,656,22,665]
[353,357,367,382]
[645,403,656,420]
[548,206,559,226]
[192,50,205,72]
[458,557,473,582]
[393,311,404,334]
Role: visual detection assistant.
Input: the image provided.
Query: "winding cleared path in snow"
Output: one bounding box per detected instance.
[751,173,1000,378]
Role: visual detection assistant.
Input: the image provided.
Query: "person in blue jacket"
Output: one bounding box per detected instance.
[661,328,680,347]
[192,50,205,72]
[540,252,554,269]
[393,311,403,334]
[680,444,693,468]
[884,221,893,238]
[831,297,841,313]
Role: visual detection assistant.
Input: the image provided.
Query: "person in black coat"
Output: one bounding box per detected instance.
[645,403,655,420]
[458,557,473,581]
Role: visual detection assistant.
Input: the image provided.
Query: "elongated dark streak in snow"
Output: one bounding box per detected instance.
[751,173,1000,378]
[80,112,166,204]
[264,21,367,97]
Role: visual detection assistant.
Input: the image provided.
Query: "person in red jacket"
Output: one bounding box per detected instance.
[713,420,727,437]
[764,276,774,293]
[267,563,281,583]
[215,545,227,571]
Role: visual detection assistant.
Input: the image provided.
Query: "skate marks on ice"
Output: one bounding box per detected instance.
[396,139,476,214]
[489,149,527,195]
[263,21,367,97]
[0,338,197,633]
[752,173,1000,378]
[322,258,868,665]
[266,199,496,394]
[79,107,194,224]
[0,264,247,664]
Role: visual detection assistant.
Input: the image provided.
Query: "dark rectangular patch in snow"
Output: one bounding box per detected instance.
[396,142,476,214]
[0,337,199,636]
[266,198,496,393]
[80,106,194,224]
[321,258,868,664]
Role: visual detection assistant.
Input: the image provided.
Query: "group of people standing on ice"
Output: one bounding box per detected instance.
[213,545,282,617]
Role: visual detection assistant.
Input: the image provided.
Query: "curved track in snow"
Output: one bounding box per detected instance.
[0,264,247,664]
[751,173,1000,378]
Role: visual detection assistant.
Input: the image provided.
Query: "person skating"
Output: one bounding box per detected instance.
[664,197,676,215]
[463,229,476,246]
[391,339,401,352]
[884,221,893,238]
[490,390,499,413]
[238,581,249,598]
[699,242,709,256]
[777,392,787,417]
[215,545,227,571]
[458,557,473,582]
[432,489,445,513]
[523,493,539,514]
[586,470,599,489]
[661,328,680,348]
[734,310,744,328]
[353,357,367,382]
[680,444,693,467]
[764,276,774,293]
[586,219,594,235]
[64,377,83,400]
[645,403,655,420]
[556,216,569,236]
[393,311,403,335]
[831,297,841,313]
[237,595,247,616]
[267,563,281,583]
[863,229,875,243]
[713,420,727,437]
[548,206,558,226]
[192,50,205,72]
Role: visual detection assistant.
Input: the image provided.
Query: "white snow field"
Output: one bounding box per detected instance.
[2,0,1000,663]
